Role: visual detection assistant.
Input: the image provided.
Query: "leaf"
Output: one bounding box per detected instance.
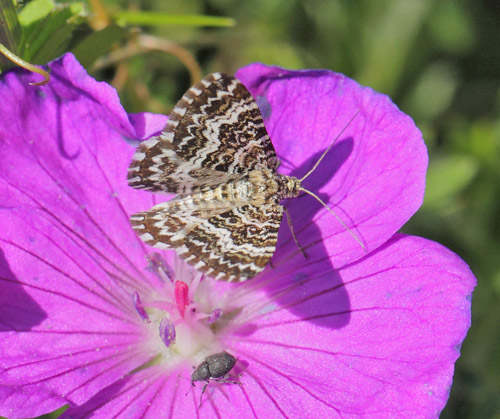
[403,61,459,121]
[423,155,479,209]
[20,2,85,63]
[0,0,21,69]
[113,11,235,27]
[18,0,54,27]
[71,25,127,68]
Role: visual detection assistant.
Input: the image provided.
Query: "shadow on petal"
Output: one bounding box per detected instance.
[54,98,81,160]
[289,137,355,220]
[260,140,355,330]
[265,257,351,330]
[243,67,333,96]
[0,248,46,331]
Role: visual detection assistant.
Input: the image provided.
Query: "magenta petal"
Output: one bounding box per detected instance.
[129,112,168,140]
[58,367,180,418]
[0,54,167,416]
[237,64,428,269]
[225,234,475,417]
[0,55,473,418]
[59,364,248,418]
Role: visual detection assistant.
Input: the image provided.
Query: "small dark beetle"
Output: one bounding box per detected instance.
[191,351,236,384]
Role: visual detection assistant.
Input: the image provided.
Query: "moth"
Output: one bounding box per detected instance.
[128,73,363,281]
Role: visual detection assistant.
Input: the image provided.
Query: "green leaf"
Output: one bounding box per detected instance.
[113,11,235,27]
[356,0,433,95]
[428,0,476,54]
[403,61,458,121]
[423,155,479,209]
[18,0,54,27]
[20,2,86,63]
[71,26,127,68]
[0,0,22,67]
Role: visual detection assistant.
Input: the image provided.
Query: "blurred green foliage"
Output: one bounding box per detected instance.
[1,0,499,417]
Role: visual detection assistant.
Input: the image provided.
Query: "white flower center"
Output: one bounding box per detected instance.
[133,252,234,369]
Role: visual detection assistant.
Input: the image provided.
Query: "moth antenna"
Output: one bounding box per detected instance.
[300,110,361,182]
[298,187,367,252]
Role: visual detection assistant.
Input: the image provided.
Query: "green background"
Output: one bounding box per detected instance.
[1,0,499,417]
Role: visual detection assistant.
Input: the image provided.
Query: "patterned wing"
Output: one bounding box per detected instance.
[130,196,233,249]
[131,200,282,282]
[128,73,279,194]
[178,204,283,282]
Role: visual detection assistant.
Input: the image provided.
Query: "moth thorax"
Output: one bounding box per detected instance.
[276,174,301,200]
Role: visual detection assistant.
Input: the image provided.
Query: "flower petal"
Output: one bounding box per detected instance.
[61,364,254,418]
[0,54,167,416]
[224,234,475,417]
[237,64,428,270]
[58,367,178,418]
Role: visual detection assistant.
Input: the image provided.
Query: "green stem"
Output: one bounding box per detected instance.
[0,43,50,86]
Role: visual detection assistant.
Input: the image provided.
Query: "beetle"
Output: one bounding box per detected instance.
[191,351,236,384]
[191,351,238,406]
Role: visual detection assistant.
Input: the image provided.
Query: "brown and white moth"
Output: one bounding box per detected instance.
[127,73,362,281]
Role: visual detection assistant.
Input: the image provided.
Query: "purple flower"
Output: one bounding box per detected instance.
[0,54,475,418]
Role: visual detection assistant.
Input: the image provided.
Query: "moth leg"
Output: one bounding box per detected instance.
[284,206,307,258]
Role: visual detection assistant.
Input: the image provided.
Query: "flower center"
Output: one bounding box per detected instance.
[132,252,230,368]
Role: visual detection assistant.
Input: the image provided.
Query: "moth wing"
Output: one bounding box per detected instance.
[178,203,283,282]
[128,73,278,194]
[130,197,233,249]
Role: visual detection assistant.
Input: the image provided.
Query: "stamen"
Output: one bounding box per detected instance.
[132,290,151,323]
[146,252,175,282]
[159,318,176,347]
[207,308,223,324]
